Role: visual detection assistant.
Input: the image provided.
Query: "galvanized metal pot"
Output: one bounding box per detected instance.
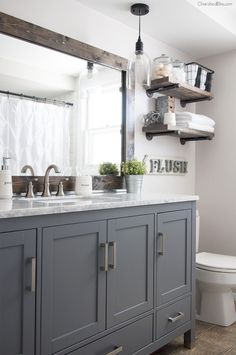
[125,175,143,194]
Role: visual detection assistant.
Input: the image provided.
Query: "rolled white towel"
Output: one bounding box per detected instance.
[175,112,215,127]
[175,121,214,133]
[199,114,215,126]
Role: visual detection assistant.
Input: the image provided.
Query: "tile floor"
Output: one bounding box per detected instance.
[153,320,236,354]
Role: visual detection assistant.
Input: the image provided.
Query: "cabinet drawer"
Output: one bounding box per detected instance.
[67,315,153,355]
[156,296,191,339]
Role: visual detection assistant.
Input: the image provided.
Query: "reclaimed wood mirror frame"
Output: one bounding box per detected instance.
[0,12,134,178]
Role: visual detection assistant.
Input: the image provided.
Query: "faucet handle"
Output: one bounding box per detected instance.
[56,178,69,197]
[25,181,34,198]
[56,181,64,197]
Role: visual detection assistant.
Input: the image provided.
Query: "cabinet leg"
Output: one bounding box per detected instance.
[184,329,195,349]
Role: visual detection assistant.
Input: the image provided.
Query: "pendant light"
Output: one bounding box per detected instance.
[128,3,151,89]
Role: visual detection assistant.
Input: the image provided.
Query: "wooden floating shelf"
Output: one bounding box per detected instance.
[142,124,214,145]
[146,77,213,107]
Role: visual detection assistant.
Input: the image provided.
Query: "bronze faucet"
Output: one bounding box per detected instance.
[42,164,60,197]
[21,165,36,198]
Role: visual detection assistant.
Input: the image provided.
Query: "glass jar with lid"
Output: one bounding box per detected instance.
[170,59,186,83]
[152,54,173,80]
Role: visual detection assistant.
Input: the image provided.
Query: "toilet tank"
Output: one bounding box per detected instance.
[196,210,200,252]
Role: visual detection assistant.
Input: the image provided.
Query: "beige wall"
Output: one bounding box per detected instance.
[196,50,236,255]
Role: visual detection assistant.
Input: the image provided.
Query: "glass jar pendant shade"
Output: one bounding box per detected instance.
[128,3,151,89]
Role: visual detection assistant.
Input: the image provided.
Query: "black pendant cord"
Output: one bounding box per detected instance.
[131,3,149,55]
[138,14,141,41]
[135,14,144,54]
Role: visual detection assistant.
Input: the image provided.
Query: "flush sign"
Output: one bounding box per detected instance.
[144,155,188,175]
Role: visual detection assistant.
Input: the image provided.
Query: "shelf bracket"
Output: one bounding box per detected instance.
[144,131,214,145]
[145,130,176,141]
[180,136,213,145]
[146,133,153,140]
[146,83,180,98]
[180,101,187,108]
[146,91,153,98]
[180,96,213,107]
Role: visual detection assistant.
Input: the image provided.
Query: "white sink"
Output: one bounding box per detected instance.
[34,199,92,206]
[14,193,122,205]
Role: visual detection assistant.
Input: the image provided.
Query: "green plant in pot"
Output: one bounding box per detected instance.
[121,159,146,193]
[99,162,119,176]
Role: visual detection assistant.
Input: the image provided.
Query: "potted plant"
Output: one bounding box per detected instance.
[121,159,146,193]
[99,162,119,176]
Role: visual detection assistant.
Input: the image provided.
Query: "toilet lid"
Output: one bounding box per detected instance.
[196,252,236,273]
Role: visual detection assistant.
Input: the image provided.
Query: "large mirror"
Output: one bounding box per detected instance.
[0,32,124,175]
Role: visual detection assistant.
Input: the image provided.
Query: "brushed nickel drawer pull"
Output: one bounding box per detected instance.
[100,243,109,272]
[158,232,164,255]
[27,257,36,293]
[109,241,117,269]
[168,312,184,323]
[106,345,123,355]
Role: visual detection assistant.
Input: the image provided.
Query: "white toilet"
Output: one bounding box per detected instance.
[196,211,236,326]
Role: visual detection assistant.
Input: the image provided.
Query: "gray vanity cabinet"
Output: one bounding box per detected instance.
[0,200,195,355]
[107,215,154,327]
[41,215,154,354]
[41,221,107,355]
[0,229,36,355]
[156,210,191,306]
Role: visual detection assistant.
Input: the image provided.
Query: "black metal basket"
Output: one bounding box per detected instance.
[185,62,214,92]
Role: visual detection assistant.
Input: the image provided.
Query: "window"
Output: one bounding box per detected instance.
[78,67,122,174]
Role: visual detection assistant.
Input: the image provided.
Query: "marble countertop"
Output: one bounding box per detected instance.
[0,193,198,219]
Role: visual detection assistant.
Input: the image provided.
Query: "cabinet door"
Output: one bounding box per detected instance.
[156,210,191,306]
[41,221,106,355]
[0,229,36,355]
[107,215,154,328]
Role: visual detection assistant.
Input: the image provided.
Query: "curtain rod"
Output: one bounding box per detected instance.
[0,90,73,107]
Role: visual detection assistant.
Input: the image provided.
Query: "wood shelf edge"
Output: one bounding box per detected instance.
[146,77,213,103]
[142,124,214,144]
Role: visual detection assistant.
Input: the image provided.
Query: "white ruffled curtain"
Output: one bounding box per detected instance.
[0,94,71,175]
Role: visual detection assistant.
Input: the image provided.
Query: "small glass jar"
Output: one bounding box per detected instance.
[152,54,173,80]
[170,59,186,83]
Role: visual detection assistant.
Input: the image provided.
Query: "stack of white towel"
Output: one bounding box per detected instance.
[175,112,215,133]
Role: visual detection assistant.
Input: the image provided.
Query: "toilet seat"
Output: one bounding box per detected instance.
[196,252,236,273]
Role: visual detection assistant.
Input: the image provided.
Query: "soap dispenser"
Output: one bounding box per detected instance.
[0,157,13,199]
